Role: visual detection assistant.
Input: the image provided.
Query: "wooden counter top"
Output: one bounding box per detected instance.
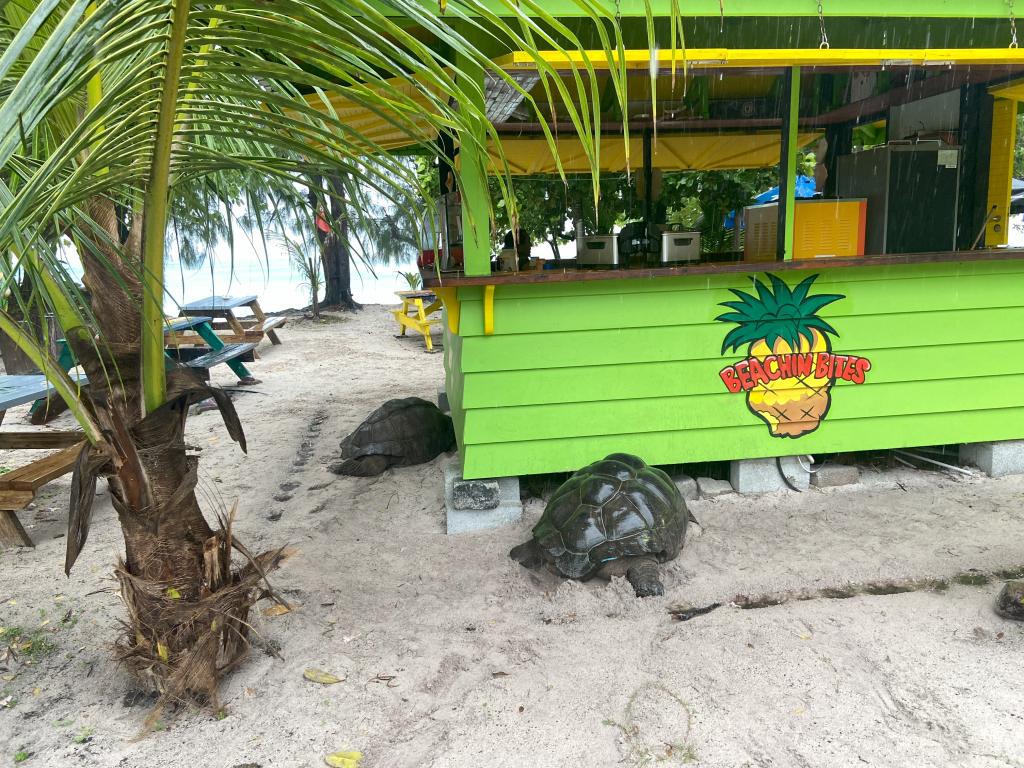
[422,248,1024,287]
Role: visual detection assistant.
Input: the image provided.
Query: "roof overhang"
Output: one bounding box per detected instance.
[487,132,823,174]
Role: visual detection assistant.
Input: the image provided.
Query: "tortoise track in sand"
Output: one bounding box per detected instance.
[669,563,1024,621]
[266,407,330,520]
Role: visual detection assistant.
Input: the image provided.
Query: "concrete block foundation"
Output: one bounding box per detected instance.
[810,464,860,488]
[959,440,1024,478]
[730,456,810,494]
[696,477,733,499]
[673,475,699,502]
[444,457,522,534]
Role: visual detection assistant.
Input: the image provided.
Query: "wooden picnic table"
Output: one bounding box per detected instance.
[163,315,258,384]
[0,375,87,548]
[180,295,286,347]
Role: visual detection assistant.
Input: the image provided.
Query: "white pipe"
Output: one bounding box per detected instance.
[893,449,979,477]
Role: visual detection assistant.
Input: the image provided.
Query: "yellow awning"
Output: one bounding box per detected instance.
[305,76,443,152]
[487,132,823,174]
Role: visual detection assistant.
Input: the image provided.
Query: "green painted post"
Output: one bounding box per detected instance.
[782,66,801,261]
[453,50,491,277]
[193,321,253,381]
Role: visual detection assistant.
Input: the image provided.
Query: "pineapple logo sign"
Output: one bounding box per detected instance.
[715,273,872,438]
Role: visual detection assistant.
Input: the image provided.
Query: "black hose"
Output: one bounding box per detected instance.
[776,456,805,492]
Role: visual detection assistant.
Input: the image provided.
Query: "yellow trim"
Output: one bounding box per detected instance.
[433,286,461,334]
[990,79,1024,100]
[483,285,495,336]
[495,48,1024,70]
[986,99,1018,247]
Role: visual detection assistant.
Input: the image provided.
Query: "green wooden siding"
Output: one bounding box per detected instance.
[448,260,1024,479]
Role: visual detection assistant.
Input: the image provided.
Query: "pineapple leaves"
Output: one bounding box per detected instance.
[715,273,845,355]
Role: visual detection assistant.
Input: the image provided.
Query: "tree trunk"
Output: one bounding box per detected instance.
[309,258,321,318]
[67,197,280,717]
[312,173,361,312]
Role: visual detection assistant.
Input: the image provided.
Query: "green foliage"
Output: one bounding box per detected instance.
[664,169,776,252]
[397,271,422,291]
[490,174,642,256]
[716,273,843,354]
[853,123,887,151]
[278,232,323,317]
[0,625,56,662]
[13,751,29,764]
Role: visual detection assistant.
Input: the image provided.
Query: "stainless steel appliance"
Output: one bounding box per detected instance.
[660,231,701,263]
[836,143,960,254]
[578,235,620,267]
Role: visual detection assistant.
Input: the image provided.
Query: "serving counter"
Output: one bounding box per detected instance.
[425,250,1024,479]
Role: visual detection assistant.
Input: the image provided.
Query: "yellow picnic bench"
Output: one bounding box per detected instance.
[392,290,442,352]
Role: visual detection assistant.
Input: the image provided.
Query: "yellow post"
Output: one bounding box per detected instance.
[986,98,1019,247]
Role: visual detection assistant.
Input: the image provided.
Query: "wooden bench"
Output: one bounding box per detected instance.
[0,376,88,547]
[163,316,258,383]
[183,342,258,380]
[0,442,85,547]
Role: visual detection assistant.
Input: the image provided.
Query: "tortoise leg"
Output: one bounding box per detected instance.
[509,539,545,569]
[329,455,392,477]
[995,581,1024,621]
[626,557,664,598]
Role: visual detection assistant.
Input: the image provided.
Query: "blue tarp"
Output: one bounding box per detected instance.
[725,175,818,229]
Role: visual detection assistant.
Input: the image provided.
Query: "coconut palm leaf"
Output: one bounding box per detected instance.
[1,0,647,711]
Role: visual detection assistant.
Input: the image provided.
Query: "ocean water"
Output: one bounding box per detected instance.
[163,246,418,315]
[62,236,418,316]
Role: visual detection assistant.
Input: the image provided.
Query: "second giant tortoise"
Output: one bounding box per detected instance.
[510,453,690,597]
[332,397,455,476]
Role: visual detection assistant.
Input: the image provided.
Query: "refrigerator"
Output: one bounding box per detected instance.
[836,143,961,255]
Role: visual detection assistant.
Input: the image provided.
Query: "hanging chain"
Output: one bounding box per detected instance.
[817,0,830,49]
[1010,0,1019,48]
[719,0,725,33]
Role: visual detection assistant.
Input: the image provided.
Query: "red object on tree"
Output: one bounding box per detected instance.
[315,211,331,233]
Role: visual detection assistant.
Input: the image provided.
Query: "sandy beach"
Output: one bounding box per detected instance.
[1,305,1023,768]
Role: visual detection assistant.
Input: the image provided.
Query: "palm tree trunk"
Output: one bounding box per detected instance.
[68,197,280,714]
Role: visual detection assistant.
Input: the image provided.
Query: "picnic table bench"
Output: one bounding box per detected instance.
[180,295,286,349]
[393,290,442,352]
[163,315,258,384]
[0,375,87,548]
[30,317,258,424]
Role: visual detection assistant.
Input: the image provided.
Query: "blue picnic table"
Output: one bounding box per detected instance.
[0,373,87,415]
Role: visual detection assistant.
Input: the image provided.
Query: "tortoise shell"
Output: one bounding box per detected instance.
[341,397,455,466]
[532,453,688,579]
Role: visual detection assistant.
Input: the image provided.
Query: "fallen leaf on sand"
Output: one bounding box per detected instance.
[262,604,291,617]
[491,671,509,678]
[304,668,344,685]
[324,750,362,767]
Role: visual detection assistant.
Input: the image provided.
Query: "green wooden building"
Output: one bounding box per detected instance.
[364,2,1024,479]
